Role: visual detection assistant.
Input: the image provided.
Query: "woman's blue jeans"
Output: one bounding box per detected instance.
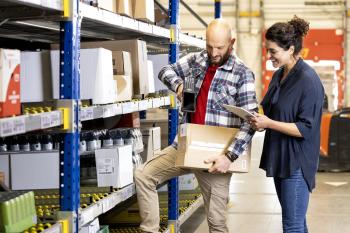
[274,169,310,233]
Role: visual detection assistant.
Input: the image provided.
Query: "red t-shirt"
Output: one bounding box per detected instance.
[191,65,219,124]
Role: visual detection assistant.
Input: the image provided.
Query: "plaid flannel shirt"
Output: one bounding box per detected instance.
[158,50,258,157]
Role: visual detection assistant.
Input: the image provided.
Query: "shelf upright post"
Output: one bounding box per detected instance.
[58,0,81,232]
[168,0,180,232]
[215,0,222,18]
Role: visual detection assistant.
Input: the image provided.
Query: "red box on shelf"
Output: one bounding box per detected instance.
[0,49,21,118]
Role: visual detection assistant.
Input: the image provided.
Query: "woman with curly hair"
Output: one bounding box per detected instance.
[250,16,324,232]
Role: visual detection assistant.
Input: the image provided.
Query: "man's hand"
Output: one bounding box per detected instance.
[204,154,232,173]
[176,83,183,101]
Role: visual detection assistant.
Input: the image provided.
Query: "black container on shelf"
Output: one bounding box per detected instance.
[0,137,7,152]
[41,135,53,151]
[10,136,20,152]
[19,135,30,152]
[30,134,42,151]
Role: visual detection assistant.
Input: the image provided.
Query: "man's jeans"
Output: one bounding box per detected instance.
[274,169,310,233]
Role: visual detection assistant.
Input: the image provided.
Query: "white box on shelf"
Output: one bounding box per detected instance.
[51,48,117,104]
[20,51,52,102]
[10,151,59,190]
[95,145,133,188]
[81,40,149,95]
[81,217,100,233]
[147,60,155,94]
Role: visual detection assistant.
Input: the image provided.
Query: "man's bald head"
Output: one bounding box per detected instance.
[206,18,232,41]
[205,19,235,66]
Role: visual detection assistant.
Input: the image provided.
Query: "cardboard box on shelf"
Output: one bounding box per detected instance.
[117,112,140,128]
[81,40,150,95]
[113,51,132,76]
[0,171,4,184]
[95,145,133,188]
[132,0,155,23]
[176,124,251,173]
[51,48,117,104]
[0,154,9,187]
[114,75,133,102]
[97,0,116,12]
[140,127,161,162]
[116,0,132,17]
[0,49,20,117]
[20,51,52,102]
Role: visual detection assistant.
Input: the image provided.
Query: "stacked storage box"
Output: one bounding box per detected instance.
[0,191,36,233]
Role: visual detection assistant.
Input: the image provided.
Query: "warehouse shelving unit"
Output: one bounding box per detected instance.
[0,0,207,232]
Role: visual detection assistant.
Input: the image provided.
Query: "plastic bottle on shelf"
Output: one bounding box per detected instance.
[30,135,42,151]
[80,132,87,152]
[10,136,20,151]
[113,131,124,147]
[41,135,53,151]
[52,134,61,150]
[86,131,98,151]
[19,135,30,152]
[102,131,113,148]
[0,137,7,152]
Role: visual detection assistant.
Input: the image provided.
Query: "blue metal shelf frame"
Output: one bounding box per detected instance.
[168,0,180,232]
[59,0,81,231]
[215,0,222,18]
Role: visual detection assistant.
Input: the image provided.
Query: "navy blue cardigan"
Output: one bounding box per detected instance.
[259,59,324,191]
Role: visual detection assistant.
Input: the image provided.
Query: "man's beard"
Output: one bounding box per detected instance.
[208,49,231,66]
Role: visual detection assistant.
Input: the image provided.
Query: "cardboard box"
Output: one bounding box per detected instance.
[95,145,133,188]
[113,51,132,76]
[116,112,140,128]
[140,127,161,162]
[0,171,4,184]
[10,151,59,190]
[81,40,150,95]
[116,0,132,17]
[0,49,20,117]
[177,124,251,173]
[114,75,133,102]
[20,51,52,102]
[51,48,117,104]
[97,0,116,12]
[81,218,100,233]
[132,0,155,23]
[0,154,9,187]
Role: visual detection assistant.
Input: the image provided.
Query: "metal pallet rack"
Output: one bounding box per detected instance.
[0,0,211,232]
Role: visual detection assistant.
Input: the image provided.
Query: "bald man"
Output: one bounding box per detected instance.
[134,19,258,233]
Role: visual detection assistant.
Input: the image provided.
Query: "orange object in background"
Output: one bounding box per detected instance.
[0,49,21,118]
[320,113,332,157]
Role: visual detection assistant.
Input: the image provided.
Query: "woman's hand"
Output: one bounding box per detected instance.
[249,112,271,131]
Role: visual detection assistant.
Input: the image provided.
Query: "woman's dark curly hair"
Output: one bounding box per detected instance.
[265,16,310,56]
